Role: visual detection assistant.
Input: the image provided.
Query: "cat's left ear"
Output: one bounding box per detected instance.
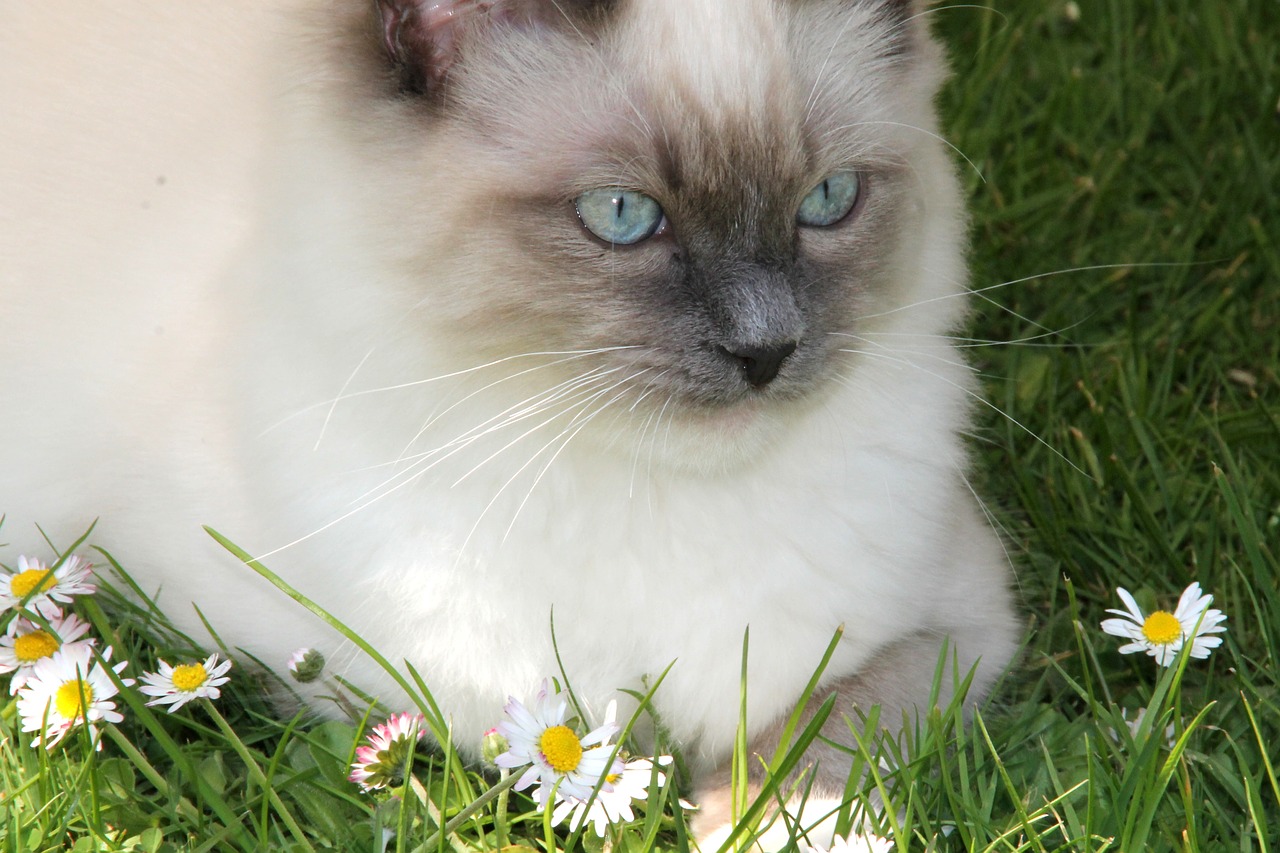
[375,0,610,94]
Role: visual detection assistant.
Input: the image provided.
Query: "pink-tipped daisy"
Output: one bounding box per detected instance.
[0,608,95,694]
[0,555,97,616]
[16,643,132,750]
[349,712,427,791]
[138,653,233,712]
[492,680,623,808]
[1101,582,1227,667]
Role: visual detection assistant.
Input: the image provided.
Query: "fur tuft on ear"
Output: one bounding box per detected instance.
[375,0,616,95]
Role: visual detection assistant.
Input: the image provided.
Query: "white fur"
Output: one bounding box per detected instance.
[0,0,1016,793]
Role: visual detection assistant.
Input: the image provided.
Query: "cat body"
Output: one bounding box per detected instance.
[1,0,1018,839]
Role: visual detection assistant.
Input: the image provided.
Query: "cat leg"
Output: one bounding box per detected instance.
[691,622,1018,851]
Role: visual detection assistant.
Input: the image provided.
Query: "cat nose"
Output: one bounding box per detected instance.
[720,341,797,387]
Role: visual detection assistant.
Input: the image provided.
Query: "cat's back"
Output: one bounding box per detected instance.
[0,3,280,327]
[0,5,280,549]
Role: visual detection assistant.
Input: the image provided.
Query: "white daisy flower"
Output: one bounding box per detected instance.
[493,680,623,807]
[16,643,132,750]
[551,754,673,837]
[0,555,97,616]
[138,653,233,712]
[1114,706,1177,747]
[0,608,95,694]
[348,711,427,791]
[1101,582,1227,667]
[802,832,895,853]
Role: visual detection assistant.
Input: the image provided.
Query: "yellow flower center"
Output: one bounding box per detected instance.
[10,569,57,599]
[171,663,209,692]
[1141,610,1182,645]
[55,679,93,720]
[539,725,583,773]
[14,630,59,662]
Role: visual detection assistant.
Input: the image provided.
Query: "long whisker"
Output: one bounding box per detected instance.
[821,119,986,183]
[449,369,627,489]
[261,346,640,437]
[502,370,654,543]
[315,347,375,451]
[625,371,673,500]
[856,261,1208,323]
[644,394,676,519]
[802,2,868,124]
[828,331,978,373]
[835,346,1089,479]
[355,366,621,504]
[394,360,620,468]
[849,324,1086,349]
[452,369,651,558]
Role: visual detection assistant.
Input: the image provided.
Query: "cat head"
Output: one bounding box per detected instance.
[314,0,965,466]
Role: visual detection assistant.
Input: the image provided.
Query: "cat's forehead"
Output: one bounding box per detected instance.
[454,0,931,196]
[622,0,908,110]
[614,0,920,180]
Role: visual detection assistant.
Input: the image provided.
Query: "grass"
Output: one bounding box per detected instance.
[2,0,1278,849]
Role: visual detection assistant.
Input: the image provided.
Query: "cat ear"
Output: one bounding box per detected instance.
[375,0,612,94]
[375,0,484,94]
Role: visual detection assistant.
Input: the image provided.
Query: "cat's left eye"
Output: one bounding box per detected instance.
[575,188,665,245]
[796,171,861,228]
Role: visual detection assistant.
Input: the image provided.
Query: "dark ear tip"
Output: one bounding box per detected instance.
[375,0,446,95]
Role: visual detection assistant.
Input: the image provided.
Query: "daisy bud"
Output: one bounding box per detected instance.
[287,648,325,683]
[481,727,509,764]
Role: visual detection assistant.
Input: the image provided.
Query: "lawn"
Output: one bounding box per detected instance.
[2,1,1277,850]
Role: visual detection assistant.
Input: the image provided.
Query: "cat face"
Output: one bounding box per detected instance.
[356,0,951,459]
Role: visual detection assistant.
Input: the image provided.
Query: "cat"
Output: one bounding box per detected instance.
[0,0,1019,845]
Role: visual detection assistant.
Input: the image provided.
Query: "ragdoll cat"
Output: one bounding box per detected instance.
[0,0,1019,844]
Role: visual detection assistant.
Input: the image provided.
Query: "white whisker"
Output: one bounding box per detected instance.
[836,346,1088,478]
[857,262,1204,323]
[452,369,651,558]
[357,367,619,504]
[315,347,375,451]
[502,371,653,543]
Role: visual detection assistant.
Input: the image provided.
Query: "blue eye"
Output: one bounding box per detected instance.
[575,188,665,245]
[796,171,861,227]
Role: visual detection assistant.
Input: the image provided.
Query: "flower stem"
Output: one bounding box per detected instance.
[495,768,511,849]
[421,770,522,851]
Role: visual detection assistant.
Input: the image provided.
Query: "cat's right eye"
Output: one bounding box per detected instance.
[575,188,665,245]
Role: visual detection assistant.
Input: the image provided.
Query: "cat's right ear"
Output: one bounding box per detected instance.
[376,0,481,94]
[376,0,615,95]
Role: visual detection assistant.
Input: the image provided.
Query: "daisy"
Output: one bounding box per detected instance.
[481,726,509,764]
[349,712,426,791]
[551,754,673,837]
[802,832,895,853]
[287,647,325,683]
[0,608,95,693]
[16,643,132,750]
[138,653,233,712]
[1101,582,1227,667]
[493,680,623,807]
[1116,706,1177,747]
[0,554,97,616]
